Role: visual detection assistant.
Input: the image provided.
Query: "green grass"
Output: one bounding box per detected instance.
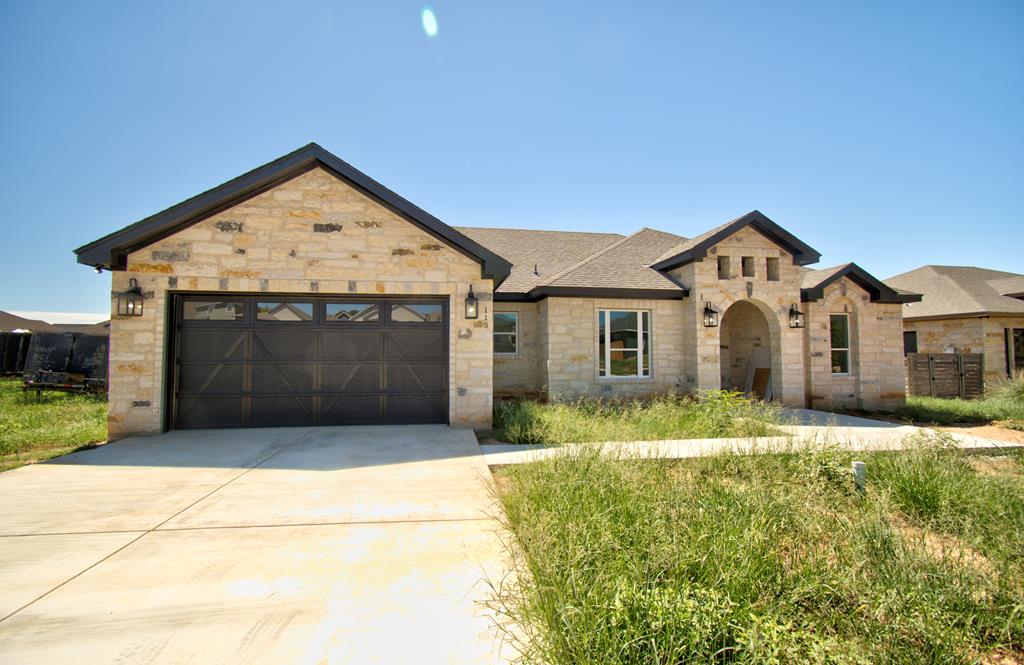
[490,391,784,444]
[891,375,1024,427]
[490,435,1024,664]
[0,377,107,472]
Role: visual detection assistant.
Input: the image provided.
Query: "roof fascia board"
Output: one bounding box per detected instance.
[801,263,922,304]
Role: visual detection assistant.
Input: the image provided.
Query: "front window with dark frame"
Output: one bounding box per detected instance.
[830,313,851,374]
[598,310,651,378]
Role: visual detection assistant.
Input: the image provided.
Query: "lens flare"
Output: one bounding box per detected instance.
[421,7,438,37]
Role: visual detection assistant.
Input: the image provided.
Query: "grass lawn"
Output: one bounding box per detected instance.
[491,435,1024,663]
[489,392,783,444]
[894,395,1024,429]
[0,377,107,472]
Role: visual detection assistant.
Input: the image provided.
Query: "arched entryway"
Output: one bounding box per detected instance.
[719,300,777,400]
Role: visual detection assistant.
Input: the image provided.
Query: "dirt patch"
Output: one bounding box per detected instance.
[968,455,1023,479]
[891,515,995,576]
[939,423,1024,445]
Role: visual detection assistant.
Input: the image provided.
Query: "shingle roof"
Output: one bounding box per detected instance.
[884,266,1024,319]
[542,228,687,292]
[453,227,624,293]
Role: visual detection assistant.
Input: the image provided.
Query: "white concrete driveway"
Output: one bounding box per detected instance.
[0,426,514,664]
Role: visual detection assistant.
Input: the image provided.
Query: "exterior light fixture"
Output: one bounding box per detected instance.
[703,302,719,328]
[117,278,145,317]
[94,266,103,274]
[788,303,805,329]
[465,286,479,319]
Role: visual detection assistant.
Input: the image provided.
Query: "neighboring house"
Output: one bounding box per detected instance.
[54,321,111,336]
[75,144,918,439]
[885,266,1024,385]
[0,311,57,333]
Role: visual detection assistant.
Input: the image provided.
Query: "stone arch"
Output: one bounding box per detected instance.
[718,298,784,400]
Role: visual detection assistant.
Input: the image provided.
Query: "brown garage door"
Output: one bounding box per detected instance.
[169,295,448,429]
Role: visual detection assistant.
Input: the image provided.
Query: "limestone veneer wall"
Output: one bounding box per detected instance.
[668,225,806,406]
[107,167,493,439]
[539,297,685,399]
[904,315,1024,386]
[492,301,541,395]
[804,278,906,411]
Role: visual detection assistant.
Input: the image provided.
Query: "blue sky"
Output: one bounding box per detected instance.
[1,1,1021,316]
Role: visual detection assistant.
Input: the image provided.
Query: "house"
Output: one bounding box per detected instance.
[75,144,918,439]
[0,311,57,333]
[885,266,1024,384]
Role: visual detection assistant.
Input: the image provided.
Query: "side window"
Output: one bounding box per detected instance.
[766,257,780,282]
[830,314,851,374]
[494,312,518,355]
[903,330,918,356]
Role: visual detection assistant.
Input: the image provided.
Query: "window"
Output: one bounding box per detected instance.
[766,257,780,282]
[717,256,730,280]
[903,331,918,356]
[390,303,443,323]
[257,302,313,321]
[183,300,244,321]
[741,256,755,277]
[830,314,851,374]
[598,310,651,378]
[1007,328,1024,377]
[326,302,379,321]
[494,312,518,355]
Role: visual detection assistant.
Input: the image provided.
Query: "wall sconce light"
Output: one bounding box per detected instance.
[703,302,719,328]
[465,286,479,319]
[789,303,805,328]
[117,278,145,317]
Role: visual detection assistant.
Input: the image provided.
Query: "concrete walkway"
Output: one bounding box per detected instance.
[481,408,1023,465]
[0,426,514,664]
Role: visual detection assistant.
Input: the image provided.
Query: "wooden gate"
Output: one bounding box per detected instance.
[906,353,984,399]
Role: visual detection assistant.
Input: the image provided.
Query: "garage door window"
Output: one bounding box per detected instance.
[257,302,314,322]
[326,302,380,322]
[183,301,245,321]
[391,303,443,323]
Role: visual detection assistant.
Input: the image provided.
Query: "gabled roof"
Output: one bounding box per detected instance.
[453,227,623,293]
[801,263,921,304]
[75,143,512,285]
[884,266,1024,320]
[541,228,688,293]
[650,210,821,270]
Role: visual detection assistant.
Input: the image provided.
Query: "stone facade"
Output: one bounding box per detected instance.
[107,167,493,439]
[904,315,1024,386]
[492,226,908,411]
[492,302,541,396]
[538,297,686,399]
[804,278,906,411]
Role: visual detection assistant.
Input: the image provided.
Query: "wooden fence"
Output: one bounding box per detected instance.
[906,353,984,399]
